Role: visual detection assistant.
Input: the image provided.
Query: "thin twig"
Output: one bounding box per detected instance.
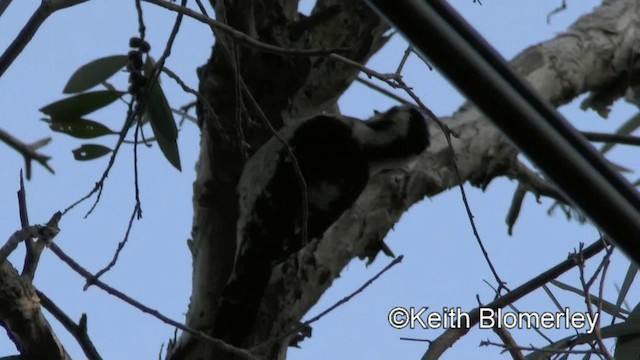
[252,255,404,351]
[85,203,140,289]
[482,280,554,344]
[161,65,221,133]
[62,100,136,217]
[423,238,608,359]
[577,242,614,359]
[354,77,413,105]
[323,47,498,295]
[393,74,507,293]
[393,46,413,79]
[547,0,568,24]
[491,326,526,360]
[0,0,91,78]
[16,171,39,278]
[37,290,103,360]
[16,174,62,281]
[329,53,393,82]
[0,226,47,263]
[142,0,346,56]
[481,340,595,355]
[64,0,183,217]
[48,242,256,360]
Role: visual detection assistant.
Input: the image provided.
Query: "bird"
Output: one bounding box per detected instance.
[214,105,430,346]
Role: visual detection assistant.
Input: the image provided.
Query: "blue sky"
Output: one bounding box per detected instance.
[1,1,637,359]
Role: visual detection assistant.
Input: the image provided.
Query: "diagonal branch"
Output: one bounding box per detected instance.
[0,186,65,359]
[0,0,91,78]
[36,290,102,360]
[0,0,13,17]
[0,261,68,360]
[47,242,256,360]
[142,0,346,56]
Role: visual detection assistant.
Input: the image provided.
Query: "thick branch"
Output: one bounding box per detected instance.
[0,261,68,360]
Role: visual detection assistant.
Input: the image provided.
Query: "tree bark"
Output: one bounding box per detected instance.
[0,261,67,360]
[171,0,640,359]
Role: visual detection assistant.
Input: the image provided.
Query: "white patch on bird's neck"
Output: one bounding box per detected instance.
[352,119,407,149]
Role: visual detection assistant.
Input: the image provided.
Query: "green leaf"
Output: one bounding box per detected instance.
[40,90,124,120]
[601,113,640,154]
[43,118,116,139]
[145,78,181,171]
[72,144,112,161]
[63,55,129,94]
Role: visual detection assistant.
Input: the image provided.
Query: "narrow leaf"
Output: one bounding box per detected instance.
[63,55,129,94]
[72,144,112,161]
[145,79,181,171]
[40,90,124,119]
[43,118,116,139]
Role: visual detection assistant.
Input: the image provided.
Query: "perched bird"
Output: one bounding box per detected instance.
[215,105,430,346]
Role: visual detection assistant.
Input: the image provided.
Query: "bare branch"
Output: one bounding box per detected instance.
[0,261,68,360]
[0,226,48,263]
[0,0,91,78]
[36,290,103,360]
[547,0,568,24]
[0,184,64,359]
[491,326,526,360]
[85,203,139,289]
[253,255,404,351]
[47,242,256,360]
[21,212,61,282]
[0,0,13,17]
[142,0,346,56]
[354,77,413,105]
[423,238,608,359]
